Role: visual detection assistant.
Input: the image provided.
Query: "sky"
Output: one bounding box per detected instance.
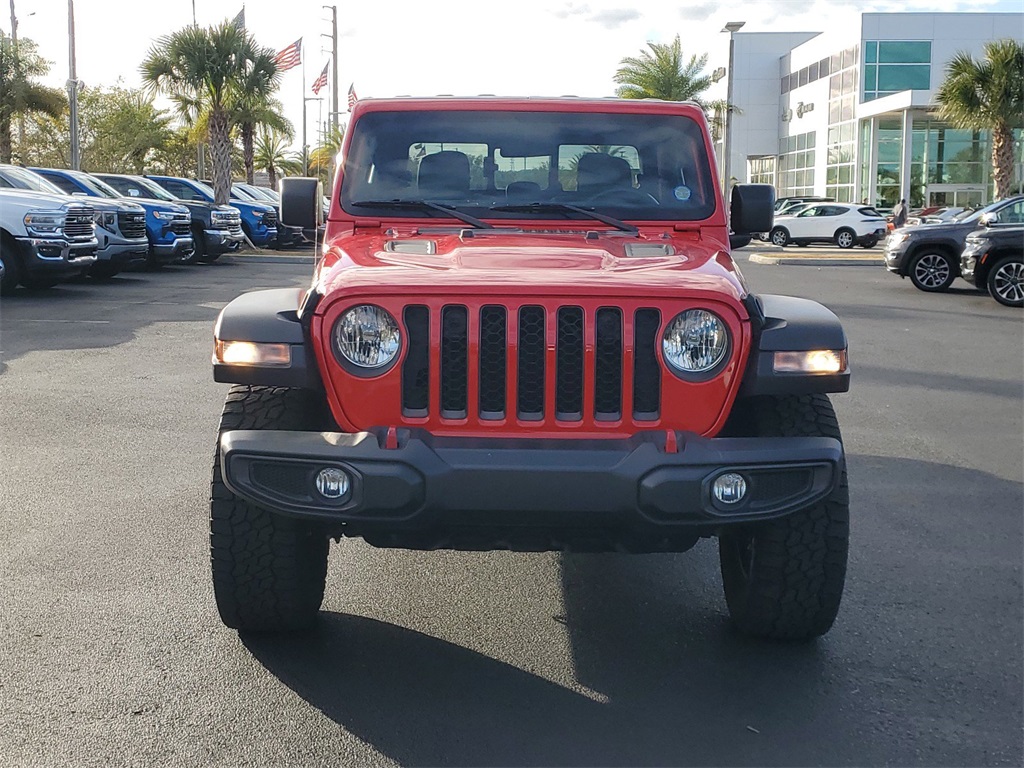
[7,0,1018,151]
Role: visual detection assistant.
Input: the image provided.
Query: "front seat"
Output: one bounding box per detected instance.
[576,153,633,196]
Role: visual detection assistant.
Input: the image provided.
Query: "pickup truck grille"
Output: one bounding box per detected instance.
[63,207,95,239]
[170,214,191,235]
[401,303,662,424]
[117,212,147,239]
[227,216,243,235]
[263,209,278,228]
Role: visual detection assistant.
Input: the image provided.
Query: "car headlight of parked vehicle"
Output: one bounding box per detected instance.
[662,309,730,375]
[93,211,117,232]
[887,231,912,247]
[211,210,233,227]
[153,210,179,221]
[23,210,65,237]
[333,305,401,370]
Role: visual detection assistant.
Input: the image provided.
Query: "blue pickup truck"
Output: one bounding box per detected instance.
[147,176,278,249]
[32,167,194,268]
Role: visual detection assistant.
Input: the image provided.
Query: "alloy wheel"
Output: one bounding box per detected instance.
[913,253,952,289]
[991,260,1024,306]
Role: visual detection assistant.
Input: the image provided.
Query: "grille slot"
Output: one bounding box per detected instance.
[401,306,430,416]
[517,306,546,420]
[117,212,147,239]
[478,306,507,419]
[251,462,312,497]
[440,306,468,418]
[170,215,191,236]
[63,207,94,238]
[263,209,278,227]
[594,308,622,420]
[556,307,584,420]
[633,309,661,420]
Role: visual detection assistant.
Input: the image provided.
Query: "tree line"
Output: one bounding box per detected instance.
[1,26,1020,202]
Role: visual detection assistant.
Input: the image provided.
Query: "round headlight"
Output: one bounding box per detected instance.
[333,305,400,369]
[662,309,730,374]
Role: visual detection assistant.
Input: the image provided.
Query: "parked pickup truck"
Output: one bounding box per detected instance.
[94,173,244,263]
[147,175,278,250]
[0,187,97,293]
[32,167,193,269]
[0,164,145,279]
[210,96,852,641]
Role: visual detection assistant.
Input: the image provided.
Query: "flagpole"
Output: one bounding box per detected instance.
[301,40,307,174]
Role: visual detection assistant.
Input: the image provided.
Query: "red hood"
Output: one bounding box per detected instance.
[316,229,748,314]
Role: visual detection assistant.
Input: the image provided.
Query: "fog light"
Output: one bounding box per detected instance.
[315,467,350,499]
[712,473,747,505]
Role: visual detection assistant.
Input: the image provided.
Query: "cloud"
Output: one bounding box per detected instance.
[676,2,718,21]
[553,3,592,19]
[589,8,641,27]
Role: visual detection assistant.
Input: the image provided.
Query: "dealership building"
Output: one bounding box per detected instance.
[723,12,1024,209]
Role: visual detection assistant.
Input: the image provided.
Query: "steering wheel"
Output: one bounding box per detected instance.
[585,188,660,206]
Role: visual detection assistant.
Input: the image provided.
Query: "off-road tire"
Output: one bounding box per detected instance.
[908,250,956,292]
[986,255,1024,307]
[211,385,332,633]
[718,394,849,640]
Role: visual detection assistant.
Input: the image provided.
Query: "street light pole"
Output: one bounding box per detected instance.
[323,5,338,132]
[67,0,80,170]
[721,21,745,199]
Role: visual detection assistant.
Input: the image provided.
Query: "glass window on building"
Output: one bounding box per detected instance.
[863,41,931,101]
[749,157,776,187]
[778,131,816,197]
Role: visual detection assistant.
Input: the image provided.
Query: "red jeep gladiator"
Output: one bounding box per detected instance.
[211,97,851,639]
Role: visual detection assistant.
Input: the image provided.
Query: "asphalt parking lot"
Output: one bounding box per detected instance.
[1,257,1021,767]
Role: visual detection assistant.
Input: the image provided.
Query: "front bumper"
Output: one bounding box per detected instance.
[17,236,98,276]
[219,429,843,547]
[884,238,910,273]
[960,249,981,286]
[96,238,149,265]
[151,236,195,264]
[204,229,245,255]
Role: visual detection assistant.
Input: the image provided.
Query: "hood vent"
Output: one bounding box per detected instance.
[624,243,676,258]
[385,239,437,255]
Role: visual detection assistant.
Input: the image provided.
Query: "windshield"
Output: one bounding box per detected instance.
[960,199,1010,224]
[0,165,65,195]
[100,175,179,202]
[70,172,120,198]
[341,109,716,223]
[231,184,258,200]
[192,180,216,198]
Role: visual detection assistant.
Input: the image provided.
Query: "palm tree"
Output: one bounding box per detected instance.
[0,33,66,163]
[140,23,274,205]
[307,124,346,184]
[254,129,302,189]
[614,36,736,137]
[936,39,1024,200]
[228,50,291,184]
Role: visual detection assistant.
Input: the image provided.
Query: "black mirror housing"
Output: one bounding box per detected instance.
[731,184,775,234]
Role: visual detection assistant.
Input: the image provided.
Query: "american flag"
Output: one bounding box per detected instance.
[347,83,358,111]
[311,63,329,95]
[274,39,302,72]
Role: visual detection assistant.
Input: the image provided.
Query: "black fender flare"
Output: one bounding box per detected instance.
[739,294,850,396]
[212,287,323,389]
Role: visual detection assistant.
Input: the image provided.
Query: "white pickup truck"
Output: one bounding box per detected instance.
[0,188,98,294]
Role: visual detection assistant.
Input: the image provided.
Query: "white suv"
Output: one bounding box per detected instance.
[769,203,888,249]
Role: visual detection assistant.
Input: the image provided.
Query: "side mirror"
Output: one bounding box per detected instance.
[280,177,324,229]
[127,189,140,197]
[731,184,775,235]
[979,212,998,227]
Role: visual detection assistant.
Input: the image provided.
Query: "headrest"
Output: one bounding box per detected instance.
[417,151,470,197]
[577,153,632,193]
[505,181,541,202]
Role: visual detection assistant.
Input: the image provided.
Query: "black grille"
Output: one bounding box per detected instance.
[251,462,311,497]
[440,306,468,417]
[556,307,584,420]
[263,209,278,227]
[63,207,94,238]
[751,470,812,503]
[401,306,429,416]
[517,306,546,420]
[399,303,662,425]
[117,212,147,239]
[170,215,191,235]
[478,306,507,418]
[594,308,622,420]
[633,309,661,419]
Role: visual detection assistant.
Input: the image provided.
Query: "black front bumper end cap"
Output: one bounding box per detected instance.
[218,429,844,529]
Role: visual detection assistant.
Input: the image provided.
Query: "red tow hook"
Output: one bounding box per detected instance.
[664,430,679,454]
[384,426,399,450]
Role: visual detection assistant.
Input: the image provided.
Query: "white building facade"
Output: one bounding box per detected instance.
[725,12,1024,209]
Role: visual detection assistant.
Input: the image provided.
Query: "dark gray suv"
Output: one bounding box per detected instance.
[884,195,1024,292]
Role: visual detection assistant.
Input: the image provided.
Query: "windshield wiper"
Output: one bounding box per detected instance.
[489,202,638,234]
[350,199,493,229]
